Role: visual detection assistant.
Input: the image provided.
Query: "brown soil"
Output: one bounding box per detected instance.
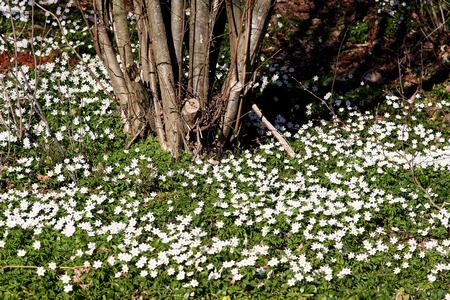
[0,49,61,74]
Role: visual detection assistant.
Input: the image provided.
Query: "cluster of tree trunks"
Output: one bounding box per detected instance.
[90,0,274,158]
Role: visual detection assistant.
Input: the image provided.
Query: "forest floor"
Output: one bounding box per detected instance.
[0,1,449,298]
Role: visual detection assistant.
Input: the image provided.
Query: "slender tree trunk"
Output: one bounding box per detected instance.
[171,0,185,89]
[146,0,182,157]
[189,0,211,106]
[222,0,273,140]
[112,0,133,68]
[94,0,152,137]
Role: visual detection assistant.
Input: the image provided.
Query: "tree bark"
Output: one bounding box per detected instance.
[171,0,185,89]
[146,0,181,157]
[189,0,211,106]
[225,0,242,56]
[222,0,273,140]
[112,0,133,68]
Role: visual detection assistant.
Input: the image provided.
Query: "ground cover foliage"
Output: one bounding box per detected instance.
[1,1,450,299]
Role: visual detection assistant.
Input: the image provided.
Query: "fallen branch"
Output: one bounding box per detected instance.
[1,265,85,271]
[251,103,295,158]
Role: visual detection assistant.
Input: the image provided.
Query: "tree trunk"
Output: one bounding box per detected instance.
[94,0,151,137]
[188,0,210,106]
[222,0,273,140]
[171,0,185,91]
[146,0,182,157]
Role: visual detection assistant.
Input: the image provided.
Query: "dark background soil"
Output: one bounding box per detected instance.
[267,0,448,92]
[243,0,449,139]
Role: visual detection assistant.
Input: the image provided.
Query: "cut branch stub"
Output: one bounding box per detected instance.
[182,98,200,128]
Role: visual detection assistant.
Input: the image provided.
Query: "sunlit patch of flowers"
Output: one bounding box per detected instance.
[1,84,450,296]
[0,0,29,21]
[0,18,115,155]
